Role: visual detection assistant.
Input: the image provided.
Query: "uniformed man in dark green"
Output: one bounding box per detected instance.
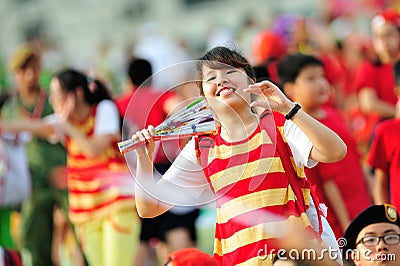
[3,44,68,266]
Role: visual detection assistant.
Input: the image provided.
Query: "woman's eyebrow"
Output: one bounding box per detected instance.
[203,70,216,78]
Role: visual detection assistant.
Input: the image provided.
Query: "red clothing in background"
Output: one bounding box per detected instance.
[354,61,397,107]
[367,119,400,211]
[350,60,397,147]
[115,86,176,164]
[305,107,372,237]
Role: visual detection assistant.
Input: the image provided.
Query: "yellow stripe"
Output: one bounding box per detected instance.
[277,126,285,142]
[214,213,311,256]
[69,187,134,209]
[276,126,306,178]
[289,157,306,178]
[68,155,109,168]
[210,157,284,192]
[210,131,272,161]
[68,179,102,191]
[69,201,136,224]
[216,188,310,224]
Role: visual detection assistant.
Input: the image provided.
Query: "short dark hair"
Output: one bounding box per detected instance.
[277,53,323,87]
[195,46,255,95]
[128,58,152,86]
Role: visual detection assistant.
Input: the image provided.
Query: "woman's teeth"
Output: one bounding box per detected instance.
[218,88,234,96]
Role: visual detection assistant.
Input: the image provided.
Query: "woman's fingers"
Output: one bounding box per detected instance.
[245,81,293,113]
[132,125,155,145]
[245,80,277,96]
[148,125,155,135]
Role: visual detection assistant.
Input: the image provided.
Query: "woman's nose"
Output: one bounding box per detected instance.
[217,75,228,87]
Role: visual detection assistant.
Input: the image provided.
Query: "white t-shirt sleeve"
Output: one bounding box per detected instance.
[284,120,318,168]
[94,100,120,135]
[43,114,65,143]
[162,138,211,199]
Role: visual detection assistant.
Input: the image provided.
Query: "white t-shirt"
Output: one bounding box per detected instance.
[93,100,120,135]
[162,119,317,199]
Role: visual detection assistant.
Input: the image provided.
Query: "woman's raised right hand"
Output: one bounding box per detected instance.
[132,125,156,159]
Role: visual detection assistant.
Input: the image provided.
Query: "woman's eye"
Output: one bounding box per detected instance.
[227,70,236,74]
[206,77,216,82]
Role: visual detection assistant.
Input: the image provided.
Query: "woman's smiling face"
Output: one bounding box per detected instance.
[201,65,253,113]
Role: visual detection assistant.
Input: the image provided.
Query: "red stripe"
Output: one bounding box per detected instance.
[215,227,318,265]
[215,202,305,239]
[200,111,319,264]
[214,173,291,206]
[206,142,275,177]
[68,180,133,194]
[215,238,284,265]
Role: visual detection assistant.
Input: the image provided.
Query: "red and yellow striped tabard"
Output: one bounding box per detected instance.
[66,106,135,224]
[198,113,316,265]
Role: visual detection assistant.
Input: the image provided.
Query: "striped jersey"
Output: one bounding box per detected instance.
[66,104,135,224]
[196,112,317,265]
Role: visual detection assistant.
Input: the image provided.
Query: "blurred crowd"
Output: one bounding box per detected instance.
[1,0,400,265]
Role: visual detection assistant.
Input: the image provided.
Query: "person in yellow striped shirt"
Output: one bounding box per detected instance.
[130,46,347,265]
[1,69,139,266]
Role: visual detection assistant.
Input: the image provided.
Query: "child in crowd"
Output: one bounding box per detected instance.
[367,59,400,211]
[277,53,371,238]
[352,9,399,153]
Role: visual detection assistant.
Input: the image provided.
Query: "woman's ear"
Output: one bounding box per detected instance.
[75,86,85,101]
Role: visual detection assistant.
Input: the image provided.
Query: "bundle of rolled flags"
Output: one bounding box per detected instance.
[118,97,216,155]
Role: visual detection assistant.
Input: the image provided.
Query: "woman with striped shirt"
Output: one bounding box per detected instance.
[131,46,346,265]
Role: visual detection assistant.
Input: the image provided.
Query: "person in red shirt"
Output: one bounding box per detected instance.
[277,53,372,239]
[367,59,400,211]
[352,9,400,152]
[115,58,200,265]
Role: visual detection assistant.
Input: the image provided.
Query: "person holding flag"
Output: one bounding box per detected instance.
[128,46,347,265]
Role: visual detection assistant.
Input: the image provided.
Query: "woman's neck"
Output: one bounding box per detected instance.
[19,86,40,107]
[70,103,91,123]
[218,107,259,142]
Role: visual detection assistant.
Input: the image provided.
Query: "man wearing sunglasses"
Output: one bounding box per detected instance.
[343,204,400,265]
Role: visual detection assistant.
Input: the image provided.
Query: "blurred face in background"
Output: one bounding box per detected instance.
[371,22,400,63]
[49,77,66,115]
[288,65,330,112]
[13,57,41,93]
